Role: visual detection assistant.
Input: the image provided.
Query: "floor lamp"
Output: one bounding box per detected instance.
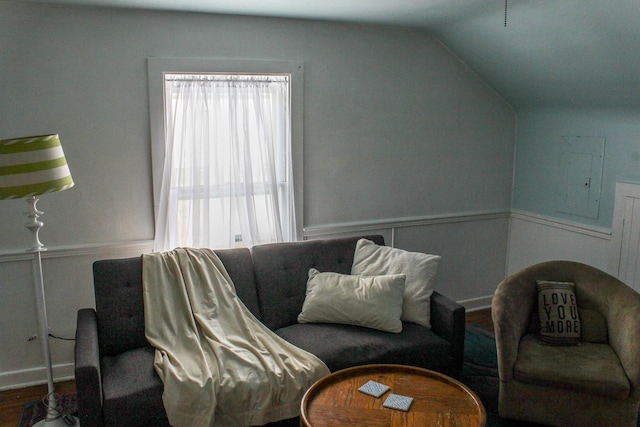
[0,134,79,426]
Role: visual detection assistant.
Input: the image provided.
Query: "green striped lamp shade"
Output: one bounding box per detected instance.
[0,134,74,199]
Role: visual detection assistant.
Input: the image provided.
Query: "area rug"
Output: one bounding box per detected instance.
[460,324,542,426]
[18,394,77,427]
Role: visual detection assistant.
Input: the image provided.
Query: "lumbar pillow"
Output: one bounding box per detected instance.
[537,280,581,345]
[298,269,405,333]
[351,238,440,329]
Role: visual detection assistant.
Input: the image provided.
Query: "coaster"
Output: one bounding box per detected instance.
[383,393,413,411]
[358,380,390,397]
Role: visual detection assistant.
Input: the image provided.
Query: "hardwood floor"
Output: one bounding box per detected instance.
[0,380,76,427]
[466,307,494,332]
[0,308,492,427]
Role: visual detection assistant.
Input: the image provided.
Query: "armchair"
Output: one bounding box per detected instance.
[492,260,640,426]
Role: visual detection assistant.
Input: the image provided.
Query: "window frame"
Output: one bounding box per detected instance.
[147,57,304,242]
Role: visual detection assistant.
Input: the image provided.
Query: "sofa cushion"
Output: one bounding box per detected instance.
[351,238,440,329]
[93,248,259,357]
[298,269,405,333]
[94,258,149,357]
[275,322,452,373]
[251,235,385,331]
[101,346,169,427]
[214,248,262,319]
[514,334,630,400]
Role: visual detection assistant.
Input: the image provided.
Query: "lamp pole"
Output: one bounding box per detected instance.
[26,196,63,425]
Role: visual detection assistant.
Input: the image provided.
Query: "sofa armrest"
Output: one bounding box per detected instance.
[75,308,105,427]
[430,291,465,378]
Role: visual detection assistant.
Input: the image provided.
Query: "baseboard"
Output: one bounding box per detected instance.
[0,362,75,391]
[459,295,492,312]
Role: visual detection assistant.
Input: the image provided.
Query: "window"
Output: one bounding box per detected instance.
[148,59,303,250]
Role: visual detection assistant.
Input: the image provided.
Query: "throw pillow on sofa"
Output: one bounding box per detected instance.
[297,268,406,333]
[351,238,440,329]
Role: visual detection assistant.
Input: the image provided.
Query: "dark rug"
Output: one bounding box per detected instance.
[460,324,551,427]
[18,394,78,427]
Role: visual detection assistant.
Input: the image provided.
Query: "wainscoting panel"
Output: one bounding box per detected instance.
[2,213,609,390]
[0,240,154,390]
[304,211,510,310]
[1,213,613,390]
[507,211,611,276]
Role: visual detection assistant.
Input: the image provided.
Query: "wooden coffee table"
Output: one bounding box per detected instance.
[300,364,486,427]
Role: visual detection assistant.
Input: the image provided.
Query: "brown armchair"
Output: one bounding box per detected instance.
[492,260,640,426]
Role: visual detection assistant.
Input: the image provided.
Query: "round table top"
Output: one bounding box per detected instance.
[301,364,486,427]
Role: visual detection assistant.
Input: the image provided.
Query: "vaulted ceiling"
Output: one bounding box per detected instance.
[25,0,640,109]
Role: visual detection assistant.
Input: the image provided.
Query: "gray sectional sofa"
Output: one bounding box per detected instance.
[75,235,466,427]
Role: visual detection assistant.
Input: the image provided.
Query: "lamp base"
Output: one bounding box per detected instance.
[33,415,80,427]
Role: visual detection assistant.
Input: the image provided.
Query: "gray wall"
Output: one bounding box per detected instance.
[0,1,515,388]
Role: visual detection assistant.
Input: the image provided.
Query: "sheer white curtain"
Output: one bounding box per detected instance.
[154,74,296,251]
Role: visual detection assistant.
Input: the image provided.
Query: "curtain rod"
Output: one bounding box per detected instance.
[164,73,289,83]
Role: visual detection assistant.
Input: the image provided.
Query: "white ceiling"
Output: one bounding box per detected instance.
[24,0,640,109]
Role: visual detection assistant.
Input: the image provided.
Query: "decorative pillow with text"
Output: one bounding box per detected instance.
[537,280,581,345]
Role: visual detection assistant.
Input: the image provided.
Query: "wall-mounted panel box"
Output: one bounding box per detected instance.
[558,136,605,219]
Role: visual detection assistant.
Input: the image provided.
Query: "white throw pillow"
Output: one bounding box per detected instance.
[351,238,440,329]
[297,268,406,333]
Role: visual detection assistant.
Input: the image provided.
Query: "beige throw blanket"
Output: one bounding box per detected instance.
[142,248,329,427]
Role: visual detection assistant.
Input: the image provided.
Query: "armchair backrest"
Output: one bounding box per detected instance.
[494,260,640,388]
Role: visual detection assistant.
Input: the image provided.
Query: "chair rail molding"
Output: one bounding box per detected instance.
[0,240,155,263]
[303,210,511,245]
[510,210,611,240]
[507,210,612,276]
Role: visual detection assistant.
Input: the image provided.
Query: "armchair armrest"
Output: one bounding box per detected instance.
[601,280,640,394]
[75,308,105,427]
[492,273,538,382]
[430,291,465,378]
